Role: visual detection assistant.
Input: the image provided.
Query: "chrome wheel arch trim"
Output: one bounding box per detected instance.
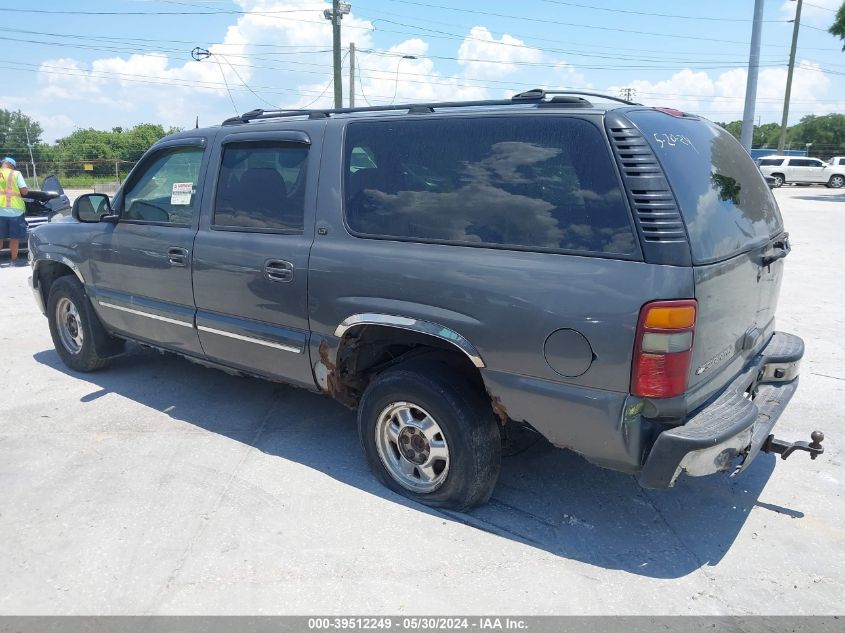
[334,313,485,368]
[35,253,86,285]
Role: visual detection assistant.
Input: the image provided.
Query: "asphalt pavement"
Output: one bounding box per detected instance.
[0,186,842,614]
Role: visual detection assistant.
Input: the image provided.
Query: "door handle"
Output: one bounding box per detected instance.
[264,259,294,282]
[168,247,189,266]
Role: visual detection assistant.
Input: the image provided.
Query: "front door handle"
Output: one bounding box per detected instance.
[168,247,189,266]
[264,259,294,282]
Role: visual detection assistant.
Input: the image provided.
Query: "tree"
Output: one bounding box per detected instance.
[785,113,845,150]
[716,120,782,148]
[830,1,845,50]
[0,109,47,163]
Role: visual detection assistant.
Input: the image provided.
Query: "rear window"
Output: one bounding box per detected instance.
[758,158,783,166]
[343,116,637,256]
[630,111,782,263]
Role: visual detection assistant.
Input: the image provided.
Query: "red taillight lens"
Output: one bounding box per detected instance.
[631,300,697,399]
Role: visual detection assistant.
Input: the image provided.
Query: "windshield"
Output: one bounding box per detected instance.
[629,110,783,263]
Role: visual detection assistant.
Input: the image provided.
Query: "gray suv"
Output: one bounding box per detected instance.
[28,90,822,510]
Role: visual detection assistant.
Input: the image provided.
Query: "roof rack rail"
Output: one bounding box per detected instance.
[222,98,523,125]
[220,89,636,125]
[512,89,640,106]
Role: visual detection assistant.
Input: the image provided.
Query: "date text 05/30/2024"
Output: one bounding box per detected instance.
[307,617,528,630]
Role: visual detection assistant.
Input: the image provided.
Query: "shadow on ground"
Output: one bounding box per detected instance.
[793,193,845,203]
[35,345,792,579]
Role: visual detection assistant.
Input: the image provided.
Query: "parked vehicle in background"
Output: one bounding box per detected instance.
[27,91,824,510]
[1,175,69,254]
[828,156,845,167]
[758,155,845,188]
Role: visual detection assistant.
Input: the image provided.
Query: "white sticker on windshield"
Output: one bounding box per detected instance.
[171,182,193,205]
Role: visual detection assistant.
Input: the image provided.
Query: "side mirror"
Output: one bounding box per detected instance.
[72,194,118,223]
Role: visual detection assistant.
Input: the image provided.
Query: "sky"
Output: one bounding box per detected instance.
[1,0,844,144]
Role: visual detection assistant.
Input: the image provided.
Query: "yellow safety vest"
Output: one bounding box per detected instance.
[0,167,25,211]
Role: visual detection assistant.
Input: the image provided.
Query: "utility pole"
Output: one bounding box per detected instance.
[618,87,636,102]
[740,0,765,152]
[24,124,39,189]
[349,42,356,108]
[324,1,350,108]
[778,0,803,153]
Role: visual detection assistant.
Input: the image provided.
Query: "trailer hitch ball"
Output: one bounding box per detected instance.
[763,430,825,460]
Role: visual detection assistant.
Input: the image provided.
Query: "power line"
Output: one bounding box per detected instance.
[354,3,842,52]
[538,0,784,21]
[385,0,781,23]
[0,7,319,16]
[300,51,350,109]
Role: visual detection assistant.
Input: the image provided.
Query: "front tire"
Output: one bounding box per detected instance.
[358,360,502,510]
[47,276,113,372]
[828,174,844,189]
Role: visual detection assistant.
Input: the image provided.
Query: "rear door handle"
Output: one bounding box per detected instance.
[168,247,189,266]
[264,259,294,282]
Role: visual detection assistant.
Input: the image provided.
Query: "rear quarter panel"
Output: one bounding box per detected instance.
[309,117,694,471]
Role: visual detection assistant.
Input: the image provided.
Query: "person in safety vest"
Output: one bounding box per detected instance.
[0,156,29,266]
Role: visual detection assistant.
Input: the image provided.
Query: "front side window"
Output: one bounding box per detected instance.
[789,159,814,167]
[123,148,204,225]
[213,142,308,232]
[343,116,636,255]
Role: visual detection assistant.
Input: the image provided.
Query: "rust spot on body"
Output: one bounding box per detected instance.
[317,338,357,408]
[490,395,509,425]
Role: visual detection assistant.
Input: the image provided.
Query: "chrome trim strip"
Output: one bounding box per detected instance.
[197,325,302,354]
[98,301,194,328]
[335,313,485,368]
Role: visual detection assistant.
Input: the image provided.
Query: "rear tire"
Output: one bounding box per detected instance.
[828,174,844,189]
[357,359,501,511]
[47,276,113,372]
[771,173,784,188]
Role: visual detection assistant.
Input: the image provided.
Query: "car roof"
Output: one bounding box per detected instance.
[161,90,703,143]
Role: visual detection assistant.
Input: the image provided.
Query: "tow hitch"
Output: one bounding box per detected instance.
[762,431,825,460]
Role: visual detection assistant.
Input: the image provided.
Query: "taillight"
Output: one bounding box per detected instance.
[631,300,697,399]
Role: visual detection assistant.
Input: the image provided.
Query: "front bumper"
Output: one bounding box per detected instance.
[639,331,804,488]
[29,273,46,316]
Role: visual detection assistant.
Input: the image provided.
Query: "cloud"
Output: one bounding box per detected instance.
[780,0,841,27]
[457,26,543,78]
[609,60,840,124]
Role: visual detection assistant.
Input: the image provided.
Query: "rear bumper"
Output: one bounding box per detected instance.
[639,331,803,488]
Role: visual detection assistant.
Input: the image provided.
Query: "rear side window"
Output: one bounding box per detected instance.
[213,142,308,232]
[343,116,636,256]
[758,158,783,166]
[788,158,823,167]
[630,111,782,263]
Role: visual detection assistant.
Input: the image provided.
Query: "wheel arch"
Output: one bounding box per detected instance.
[316,315,505,422]
[33,256,84,310]
[334,314,485,369]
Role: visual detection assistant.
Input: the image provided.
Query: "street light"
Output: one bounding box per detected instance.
[391,55,417,104]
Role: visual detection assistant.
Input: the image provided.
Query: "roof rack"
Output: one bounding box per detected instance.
[221,89,637,125]
[511,89,640,105]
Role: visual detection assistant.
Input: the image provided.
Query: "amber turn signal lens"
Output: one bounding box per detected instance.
[643,305,696,330]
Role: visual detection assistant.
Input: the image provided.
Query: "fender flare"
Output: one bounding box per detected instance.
[334,313,486,369]
[34,253,85,285]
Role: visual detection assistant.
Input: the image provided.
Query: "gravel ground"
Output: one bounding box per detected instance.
[0,185,842,615]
